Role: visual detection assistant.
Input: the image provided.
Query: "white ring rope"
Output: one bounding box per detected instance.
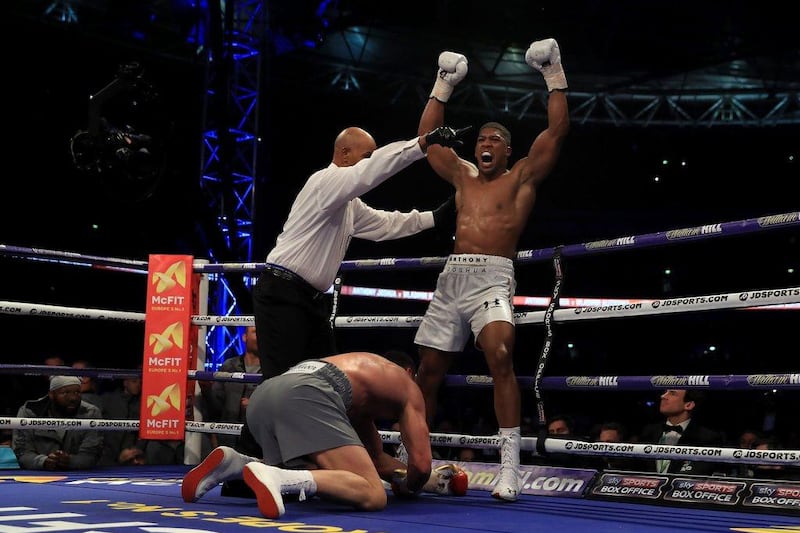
[0,301,145,322]
[3,286,799,327]
[333,286,800,328]
[4,416,797,466]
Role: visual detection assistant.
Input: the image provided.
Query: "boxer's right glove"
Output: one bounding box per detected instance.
[430,51,468,103]
[525,38,568,92]
[423,464,469,496]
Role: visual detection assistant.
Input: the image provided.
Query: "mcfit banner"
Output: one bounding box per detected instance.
[140,255,198,440]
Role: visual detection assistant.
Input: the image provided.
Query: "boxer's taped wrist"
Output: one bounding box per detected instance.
[542,64,568,92]
[430,77,453,103]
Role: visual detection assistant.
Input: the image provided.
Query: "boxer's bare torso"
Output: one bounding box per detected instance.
[450,165,535,259]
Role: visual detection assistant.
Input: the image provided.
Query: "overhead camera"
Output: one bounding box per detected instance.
[71,119,153,174]
[70,62,165,202]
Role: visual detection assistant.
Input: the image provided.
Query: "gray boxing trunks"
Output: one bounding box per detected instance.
[246,359,360,466]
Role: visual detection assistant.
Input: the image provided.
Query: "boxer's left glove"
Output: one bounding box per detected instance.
[525,38,568,92]
[390,468,416,499]
[425,125,472,149]
[423,464,469,496]
[430,51,468,103]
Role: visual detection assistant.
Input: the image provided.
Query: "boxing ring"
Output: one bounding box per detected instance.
[3,468,800,533]
[2,210,800,532]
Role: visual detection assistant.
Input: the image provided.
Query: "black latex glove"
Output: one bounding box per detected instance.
[425,125,472,149]
[431,194,457,252]
[432,194,456,228]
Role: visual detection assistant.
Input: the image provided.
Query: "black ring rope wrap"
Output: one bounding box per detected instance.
[534,246,564,456]
[330,275,342,328]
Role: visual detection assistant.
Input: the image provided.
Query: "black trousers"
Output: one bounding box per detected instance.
[252,269,337,380]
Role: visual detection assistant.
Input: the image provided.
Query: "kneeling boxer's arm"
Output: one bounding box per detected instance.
[352,417,407,482]
[397,402,433,494]
[373,449,407,482]
[364,432,430,495]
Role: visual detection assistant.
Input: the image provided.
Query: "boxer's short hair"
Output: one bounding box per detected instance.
[480,121,511,145]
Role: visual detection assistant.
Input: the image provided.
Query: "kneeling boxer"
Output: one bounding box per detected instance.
[182,351,467,518]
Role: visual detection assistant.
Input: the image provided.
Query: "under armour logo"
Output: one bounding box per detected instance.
[483,298,501,310]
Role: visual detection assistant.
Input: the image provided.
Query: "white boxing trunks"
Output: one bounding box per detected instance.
[414,254,516,352]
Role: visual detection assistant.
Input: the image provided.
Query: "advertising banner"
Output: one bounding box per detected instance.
[140,255,197,440]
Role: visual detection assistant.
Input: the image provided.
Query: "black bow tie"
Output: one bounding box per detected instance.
[663,424,683,435]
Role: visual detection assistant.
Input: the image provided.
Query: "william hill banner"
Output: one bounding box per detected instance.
[140,255,198,440]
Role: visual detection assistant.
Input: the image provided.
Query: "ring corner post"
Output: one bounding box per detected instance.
[139,255,195,451]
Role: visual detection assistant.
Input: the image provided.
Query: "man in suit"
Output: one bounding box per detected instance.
[639,389,724,476]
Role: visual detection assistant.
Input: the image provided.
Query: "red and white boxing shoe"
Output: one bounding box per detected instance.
[181,446,253,503]
[243,462,286,519]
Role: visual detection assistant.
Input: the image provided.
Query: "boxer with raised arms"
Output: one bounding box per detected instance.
[413,38,571,501]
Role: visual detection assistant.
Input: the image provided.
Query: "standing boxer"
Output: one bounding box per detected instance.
[413,38,570,501]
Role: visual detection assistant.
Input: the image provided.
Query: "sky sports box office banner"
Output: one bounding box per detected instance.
[449,460,800,515]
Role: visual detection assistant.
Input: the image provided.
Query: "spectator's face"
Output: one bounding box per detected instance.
[458,449,476,461]
[50,385,81,415]
[548,420,570,435]
[124,377,142,396]
[436,419,456,432]
[659,389,691,417]
[599,429,622,443]
[243,327,258,353]
[72,361,93,392]
[739,431,758,449]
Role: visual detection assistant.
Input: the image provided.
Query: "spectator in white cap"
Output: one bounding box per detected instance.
[12,375,104,470]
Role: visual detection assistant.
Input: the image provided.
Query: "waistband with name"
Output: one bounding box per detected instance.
[445,254,514,270]
[286,360,352,410]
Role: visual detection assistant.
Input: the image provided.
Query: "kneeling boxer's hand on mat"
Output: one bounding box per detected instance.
[391,468,416,498]
[390,463,437,498]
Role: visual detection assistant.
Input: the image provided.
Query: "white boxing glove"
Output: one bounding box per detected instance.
[430,51,468,103]
[423,464,468,496]
[525,38,568,92]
